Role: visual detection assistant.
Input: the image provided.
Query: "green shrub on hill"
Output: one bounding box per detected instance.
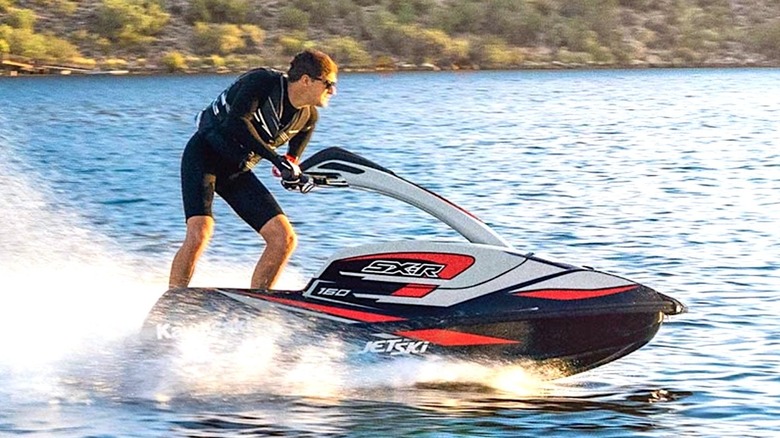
[483,0,547,46]
[277,31,312,56]
[162,50,186,72]
[29,0,77,14]
[321,36,372,67]
[91,0,169,50]
[432,0,482,34]
[747,18,780,59]
[192,22,245,55]
[0,24,10,54]
[278,6,310,30]
[469,36,525,68]
[2,25,80,61]
[5,7,36,29]
[241,24,265,49]
[187,0,251,24]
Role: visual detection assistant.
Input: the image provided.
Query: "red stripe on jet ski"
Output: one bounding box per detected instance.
[259,295,406,323]
[391,284,437,297]
[516,285,638,300]
[396,329,519,346]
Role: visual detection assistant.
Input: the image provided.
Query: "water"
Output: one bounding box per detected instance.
[0,68,778,436]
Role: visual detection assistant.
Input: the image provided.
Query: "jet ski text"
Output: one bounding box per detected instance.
[314,287,351,296]
[361,260,445,278]
[360,338,430,355]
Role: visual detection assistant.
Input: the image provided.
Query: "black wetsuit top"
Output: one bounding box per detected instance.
[179,69,317,230]
[198,68,317,170]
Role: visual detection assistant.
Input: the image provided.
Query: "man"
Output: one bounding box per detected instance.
[169,49,338,290]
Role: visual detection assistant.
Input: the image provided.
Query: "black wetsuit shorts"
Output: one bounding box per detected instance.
[180,131,283,232]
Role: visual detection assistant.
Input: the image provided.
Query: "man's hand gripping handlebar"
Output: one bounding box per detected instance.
[275,155,315,193]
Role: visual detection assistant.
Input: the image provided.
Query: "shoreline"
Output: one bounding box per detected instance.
[2,60,779,78]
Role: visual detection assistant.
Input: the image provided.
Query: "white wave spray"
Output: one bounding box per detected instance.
[0,133,559,406]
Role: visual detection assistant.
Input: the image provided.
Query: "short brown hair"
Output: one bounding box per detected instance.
[287,49,338,82]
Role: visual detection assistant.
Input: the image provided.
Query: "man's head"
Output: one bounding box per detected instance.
[287,49,338,108]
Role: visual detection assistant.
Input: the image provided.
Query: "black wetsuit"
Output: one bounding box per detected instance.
[180,68,317,231]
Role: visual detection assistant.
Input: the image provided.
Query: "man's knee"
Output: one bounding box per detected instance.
[267,227,297,253]
[185,216,215,246]
[260,215,297,253]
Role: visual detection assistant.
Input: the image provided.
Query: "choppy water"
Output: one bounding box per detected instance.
[0,68,778,437]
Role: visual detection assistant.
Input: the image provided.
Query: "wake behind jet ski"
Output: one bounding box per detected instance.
[142,147,685,377]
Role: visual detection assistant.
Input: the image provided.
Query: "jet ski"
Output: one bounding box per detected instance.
[142,147,686,377]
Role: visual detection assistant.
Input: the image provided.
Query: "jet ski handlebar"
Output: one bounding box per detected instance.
[305,171,350,189]
[297,147,512,248]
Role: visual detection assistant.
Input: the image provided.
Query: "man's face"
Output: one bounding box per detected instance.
[309,71,337,107]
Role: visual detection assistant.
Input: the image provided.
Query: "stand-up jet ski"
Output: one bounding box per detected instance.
[142,147,685,377]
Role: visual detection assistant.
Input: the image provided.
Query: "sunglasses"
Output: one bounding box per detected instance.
[314,77,337,91]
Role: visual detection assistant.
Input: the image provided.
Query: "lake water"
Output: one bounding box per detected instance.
[0,68,778,437]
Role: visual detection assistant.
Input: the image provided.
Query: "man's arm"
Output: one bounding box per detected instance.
[222,72,281,164]
[286,108,318,161]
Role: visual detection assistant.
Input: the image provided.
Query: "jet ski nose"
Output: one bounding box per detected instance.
[659,292,687,316]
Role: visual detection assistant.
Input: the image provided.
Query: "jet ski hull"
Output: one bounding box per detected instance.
[143,148,686,377]
[141,284,682,377]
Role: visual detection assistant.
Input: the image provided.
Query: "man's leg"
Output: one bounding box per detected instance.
[169,215,215,288]
[251,214,297,290]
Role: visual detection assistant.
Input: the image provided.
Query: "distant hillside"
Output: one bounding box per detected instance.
[2,0,780,74]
